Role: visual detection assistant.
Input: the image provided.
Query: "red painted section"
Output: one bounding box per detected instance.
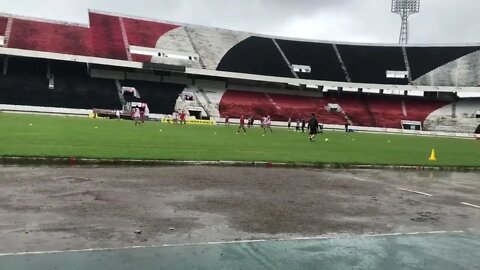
[366,97,405,128]
[219,90,345,124]
[404,99,449,124]
[123,17,178,48]
[362,96,448,128]
[219,90,276,119]
[0,17,8,36]
[123,18,178,62]
[131,55,153,62]
[267,93,345,124]
[331,94,374,126]
[7,18,92,55]
[2,14,179,62]
[89,12,127,60]
[219,90,449,128]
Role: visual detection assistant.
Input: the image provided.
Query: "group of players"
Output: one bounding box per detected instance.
[229,113,321,141]
[171,110,188,125]
[225,115,273,135]
[130,103,150,126]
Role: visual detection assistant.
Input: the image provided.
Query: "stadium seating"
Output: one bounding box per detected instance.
[119,80,185,114]
[0,17,8,36]
[122,17,178,62]
[275,39,347,82]
[336,45,408,85]
[89,12,128,60]
[216,37,294,78]
[0,58,120,109]
[406,46,480,80]
[424,98,480,133]
[2,11,480,87]
[8,18,92,56]
[217,89,452,128]
[329,93,374,126]
[219,90,345,123]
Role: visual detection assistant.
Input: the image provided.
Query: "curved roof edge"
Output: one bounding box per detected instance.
[0,12,89,28]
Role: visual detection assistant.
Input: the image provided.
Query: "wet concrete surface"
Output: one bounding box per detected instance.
[0,166,478,253]
[2,233,479,270]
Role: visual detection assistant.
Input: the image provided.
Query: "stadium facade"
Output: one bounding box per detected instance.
[0,10,479,133]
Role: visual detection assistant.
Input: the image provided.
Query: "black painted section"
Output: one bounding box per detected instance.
[0,57,120,109]
[276,39,347,82]
[217,36,294,78]
[121,80,185,114]
[337,44,408,85]
[406,46,480,80]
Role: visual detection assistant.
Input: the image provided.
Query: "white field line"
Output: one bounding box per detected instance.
[461,202,480,209]
[398,188,433,197]
[0,230,464,257]
[350,177,368,182]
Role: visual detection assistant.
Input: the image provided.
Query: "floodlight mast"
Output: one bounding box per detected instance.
[391,0,420,44]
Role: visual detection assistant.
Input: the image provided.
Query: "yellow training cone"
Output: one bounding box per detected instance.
[429,148,437,161]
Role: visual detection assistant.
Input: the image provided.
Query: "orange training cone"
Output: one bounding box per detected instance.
[429,148,437,161]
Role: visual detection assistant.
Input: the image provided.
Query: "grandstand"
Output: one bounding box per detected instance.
[0,10,479,134]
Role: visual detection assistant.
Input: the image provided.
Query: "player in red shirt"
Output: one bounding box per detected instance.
[237,115,247,134]
[179,111,186,125]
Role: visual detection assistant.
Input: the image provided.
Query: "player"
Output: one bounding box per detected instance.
[301,118,306,133]
[307,113,318,141]
[139,104,145,123]
[263,115,273,133]
[237,115,247,134]
[225,115,230,127]
[287,117,292,130]
[115,110,121,120]
[180,111,186,125]
[295,119,300,132]
[172,111,179,124]
[249,116,255,128]
[143,104,150,123]
[132,107,141,126]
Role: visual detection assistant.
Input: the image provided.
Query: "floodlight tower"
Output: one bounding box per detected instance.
[391,0,420,44]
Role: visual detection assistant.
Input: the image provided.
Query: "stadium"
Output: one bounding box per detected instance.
[0,4,480,269]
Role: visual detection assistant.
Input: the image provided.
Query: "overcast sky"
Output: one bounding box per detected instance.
[0,0,479,44]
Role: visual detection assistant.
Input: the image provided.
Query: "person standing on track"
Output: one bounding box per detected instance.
[237,115,247,134]
[308,113,319,142]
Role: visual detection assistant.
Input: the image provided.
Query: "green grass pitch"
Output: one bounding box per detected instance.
[1,113,479,167]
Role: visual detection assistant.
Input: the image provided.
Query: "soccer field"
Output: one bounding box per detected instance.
[1,113,479,167]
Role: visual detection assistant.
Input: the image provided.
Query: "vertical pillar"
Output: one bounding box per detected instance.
[2,56,8,75]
